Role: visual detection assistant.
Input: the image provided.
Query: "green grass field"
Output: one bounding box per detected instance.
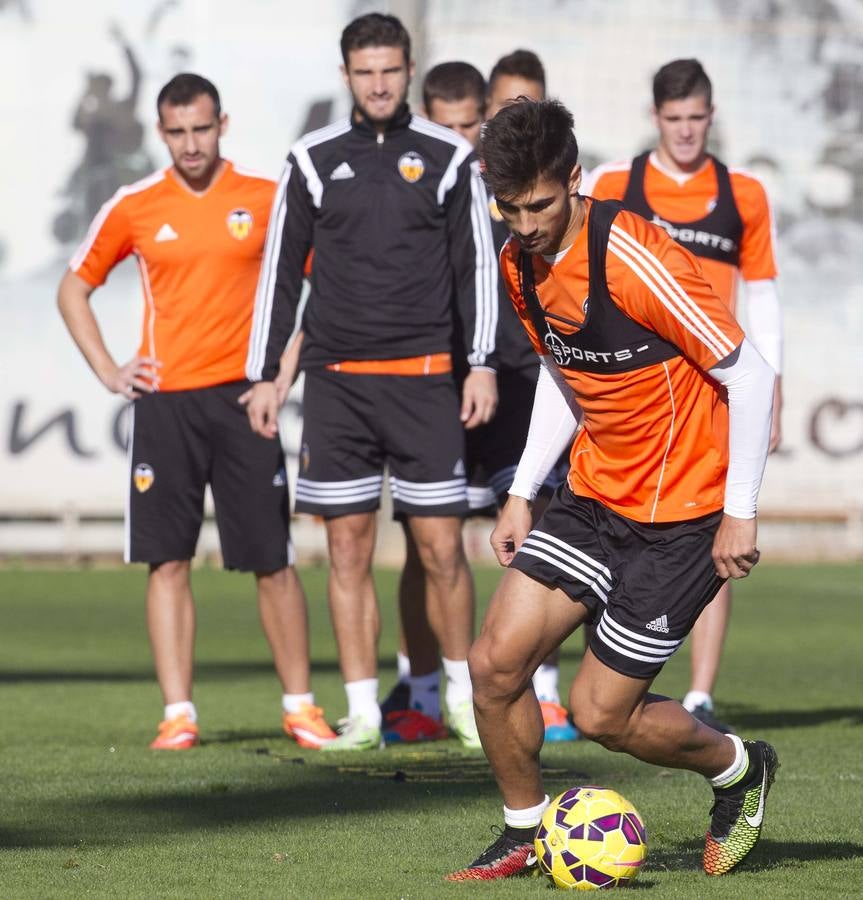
[1,563,861,898]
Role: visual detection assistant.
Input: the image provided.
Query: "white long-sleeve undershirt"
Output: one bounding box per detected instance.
[508,356,581,501]
[741,278,782,374]
[508,339,774,518]
[708,337,775,518]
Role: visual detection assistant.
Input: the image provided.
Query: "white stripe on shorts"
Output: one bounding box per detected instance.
[295,475,383,505]
[489,465,516,497]
[517,533,610,602]
[595,612,682,664]
[523,530,613,592]
[389,476,467,506]
[468,484,497,510]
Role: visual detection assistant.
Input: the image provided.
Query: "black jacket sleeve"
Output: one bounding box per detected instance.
[245,154,315,382]
[446,157,498,370]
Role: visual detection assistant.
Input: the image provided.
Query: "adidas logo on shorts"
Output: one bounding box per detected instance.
[645,614,670,634]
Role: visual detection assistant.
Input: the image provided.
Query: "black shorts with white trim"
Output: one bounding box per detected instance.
[295,368,469,519]
[127,381,293,572]
[510,484,725,679]
[463,366,567,518]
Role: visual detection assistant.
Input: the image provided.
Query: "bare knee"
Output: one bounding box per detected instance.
[468,634,532,706]
[569,692,631,751]
[256,566,301,600]
[415,533,465,582]
[327,518,375,576]
[149,560,190,588]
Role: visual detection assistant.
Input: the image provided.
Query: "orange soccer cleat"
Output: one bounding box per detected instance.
[149,713,200,750]
[283,703,337,749]
[539,701,579,742]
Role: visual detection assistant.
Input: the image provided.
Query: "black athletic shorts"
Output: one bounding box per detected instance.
[510,484,725,679]
[127,381,293,571]
[295,369,468,519]
[465,366,568,516]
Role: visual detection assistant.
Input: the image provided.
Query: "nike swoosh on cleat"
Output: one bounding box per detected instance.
[743,767,768,827]
[525,852,537,866]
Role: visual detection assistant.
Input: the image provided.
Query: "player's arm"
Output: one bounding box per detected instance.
[492,356,583,566]
[708,339,775,579]
[245,154,314,438]
[741,278,782,452]
[608,214,774,578]
[58,194,160,397]
[735,173,783,451]
[446,157,499,429]
[239,329,303,408]
[57,269,161,398]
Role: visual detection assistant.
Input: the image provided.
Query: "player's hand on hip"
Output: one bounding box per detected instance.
[491,495,533,567]
[461,368,498,429]
[245,381,280,438]
[105,355,161,399]
[712,514,760,579]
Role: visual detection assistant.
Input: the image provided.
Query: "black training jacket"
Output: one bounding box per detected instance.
[246,105,497,379]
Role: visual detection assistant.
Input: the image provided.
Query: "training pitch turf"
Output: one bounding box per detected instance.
[0,562,861,898]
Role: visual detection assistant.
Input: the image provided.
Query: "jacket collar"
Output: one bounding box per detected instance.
[351,103,412,137]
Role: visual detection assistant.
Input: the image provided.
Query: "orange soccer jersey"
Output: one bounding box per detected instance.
[587,155,777,312]
[71,161,275,392]
[501,201,745,523]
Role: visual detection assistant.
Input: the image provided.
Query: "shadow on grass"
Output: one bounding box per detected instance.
[718,705,863,730]
[0,659,344,684]
[0,748,606,850]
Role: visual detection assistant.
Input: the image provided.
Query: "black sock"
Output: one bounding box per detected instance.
[503,823,537,843]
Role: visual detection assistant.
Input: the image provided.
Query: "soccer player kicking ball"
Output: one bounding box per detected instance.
[447,99,778,881]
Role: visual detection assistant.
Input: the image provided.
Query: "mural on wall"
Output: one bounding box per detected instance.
[0,0,860,523]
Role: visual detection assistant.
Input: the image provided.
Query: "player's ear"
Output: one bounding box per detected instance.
[568,164,582,197]
[650,104,659,129]
[218,113,229,137]
[340,64,350,90]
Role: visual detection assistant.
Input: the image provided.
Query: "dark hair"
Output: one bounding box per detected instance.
[652,58,712,107]
[157,73,221,119]
[488,49,546,95]
[480,98,578,199]
[340,12,411,66]
[422,61,486,113]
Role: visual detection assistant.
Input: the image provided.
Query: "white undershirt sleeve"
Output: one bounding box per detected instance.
[708,338,775,519]
[741,278,782,374]
[508,356,582,501]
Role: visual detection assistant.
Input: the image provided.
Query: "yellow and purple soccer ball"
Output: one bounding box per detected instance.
[535,786,648,890]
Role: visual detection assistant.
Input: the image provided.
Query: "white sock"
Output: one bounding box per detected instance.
[532,664,561,704]
[504,794,551,829]
[683,690,713,712]
[710,734,748,788]
[164,701,196,723]
[442,657,472,712]
[282,692,314,714]
[396,651,412,681]
[345,678,382,728]
[407,671,441,718]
